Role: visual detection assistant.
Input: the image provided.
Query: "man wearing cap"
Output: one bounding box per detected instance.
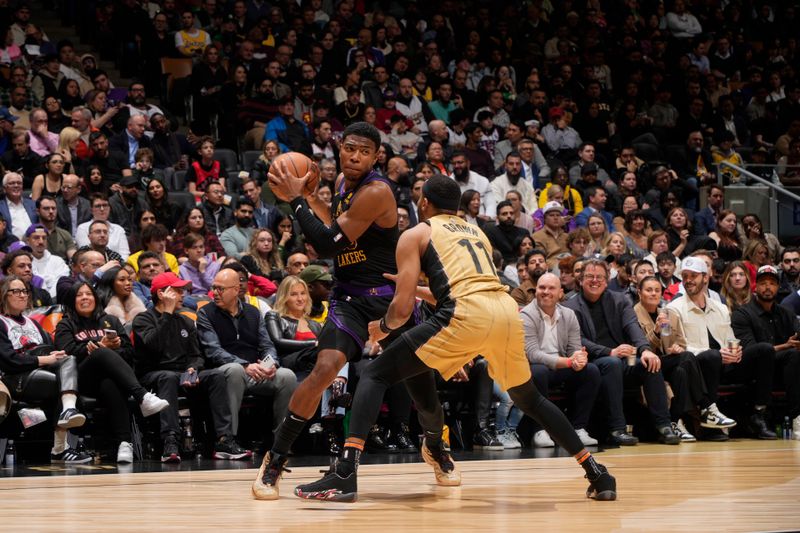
[667,256,750,440]
[574,185,613,229]
[264,96,312,154]
[133,272,252,463]
[0,172,37,240]
[299,264,332,324]
[732,265,798,440]
[533,202,569,268]
[27,223,69,299]
[109,175,148,236]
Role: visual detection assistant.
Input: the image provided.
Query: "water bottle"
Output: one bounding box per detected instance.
[183,418,194,453]
[5,440,15,466]
[784,416,793,440]
[659,303,672,337]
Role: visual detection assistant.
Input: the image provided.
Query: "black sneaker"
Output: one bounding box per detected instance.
[586,464,617,501]
[473,428,504,450]
[421,439,460,486]
[51,447,93,464]
[252,451,290,500]
[214,435,253,460]
[366,424,398,453]
[294,461,358,502]
[57,408,86,429]
[161,434,181,463]
[390,423,418,453]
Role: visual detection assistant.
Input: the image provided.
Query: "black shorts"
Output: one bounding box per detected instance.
[317,295,414,362]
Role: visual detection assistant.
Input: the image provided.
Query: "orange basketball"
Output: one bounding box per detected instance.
[269,152,320,197]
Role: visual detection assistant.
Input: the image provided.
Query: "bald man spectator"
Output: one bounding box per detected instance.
[109,114,151,168]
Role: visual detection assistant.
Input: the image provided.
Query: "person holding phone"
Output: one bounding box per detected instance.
[133,272,251,462]
[54,281,170,463]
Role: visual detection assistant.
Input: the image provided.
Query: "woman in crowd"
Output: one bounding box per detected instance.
[586,213,609,256]
[251,139,282,184]
[635,276,736,441]
[219,64,249,148]
[664,207,695,258]
[720,260,752,313]
[95,266,147,329]
[43,96,70,133]
[709,209,743,262]
[374,143,394,174]
[127,210,157,256]
[82,165,111,197]
[741,213,782,264]
[56,126,85,177]
[621,208,650,258]
[458,189,483,227]
[58,79,83,112]
[266,275,344,455]
[643,230,682,272]
[178,232,222,297]
[31,153,66,201]
[145,177,183,232]
[55,281,169,463]
[272,214,299,262]
[414,161,436,180]
[742,238,771,288]
[240,228,284,281]
[85,89,118,134]
[602,232,628,259]
[169,207,226,260]
[0,276,91,464]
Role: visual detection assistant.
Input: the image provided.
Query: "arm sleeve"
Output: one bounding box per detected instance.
[196,308,249,367]
[288,197,353,257]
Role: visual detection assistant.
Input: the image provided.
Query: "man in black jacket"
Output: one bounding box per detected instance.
[731,265,797,440]
[483,200,529,264]
[564,258,679,446]
[132,272,252,462]
[199,181,234,236]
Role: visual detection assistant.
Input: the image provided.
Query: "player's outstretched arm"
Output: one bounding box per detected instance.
[369,225,428,343]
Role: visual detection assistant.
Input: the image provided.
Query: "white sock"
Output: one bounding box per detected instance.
[61,393,77,412]
[52,429,68,454]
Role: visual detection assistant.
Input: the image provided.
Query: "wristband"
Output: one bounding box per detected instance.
[567,357,573,369]
[379,316,393,334]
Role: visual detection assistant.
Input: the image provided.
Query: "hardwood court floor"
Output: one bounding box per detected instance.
[1,440,798,532]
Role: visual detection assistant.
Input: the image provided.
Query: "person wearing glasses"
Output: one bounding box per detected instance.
[0,276,92,464]
[75,193,131,261]
[0,172,38,240]
[196,268,297,447]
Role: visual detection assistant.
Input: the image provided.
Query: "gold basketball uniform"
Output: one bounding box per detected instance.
[407,215,531,390]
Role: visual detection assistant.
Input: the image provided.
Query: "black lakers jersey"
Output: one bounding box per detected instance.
[330,171,399,287]
[422,215,506,304]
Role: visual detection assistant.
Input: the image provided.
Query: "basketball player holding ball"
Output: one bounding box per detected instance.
[253,122,438,499]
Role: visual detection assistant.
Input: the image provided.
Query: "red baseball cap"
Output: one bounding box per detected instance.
[150,272,192,295]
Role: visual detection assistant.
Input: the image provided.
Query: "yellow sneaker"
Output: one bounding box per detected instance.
[252,452,290,500]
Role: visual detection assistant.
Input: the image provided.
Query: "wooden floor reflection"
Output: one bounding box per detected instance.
[1,440,798,532]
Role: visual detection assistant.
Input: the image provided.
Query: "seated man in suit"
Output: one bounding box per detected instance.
[0,172,38,240]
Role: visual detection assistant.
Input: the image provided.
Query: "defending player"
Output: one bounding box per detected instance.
[293,174,617,502]
[252,122,436,499]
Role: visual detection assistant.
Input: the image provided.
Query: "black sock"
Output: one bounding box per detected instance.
[577,450,604,479]
[423,429,443,450]
[337,445,361,476]
[271,411,308,456]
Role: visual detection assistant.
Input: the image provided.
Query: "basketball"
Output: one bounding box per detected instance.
[269,152,320,197]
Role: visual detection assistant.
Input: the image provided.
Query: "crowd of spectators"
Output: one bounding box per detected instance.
[1,0,800,464]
